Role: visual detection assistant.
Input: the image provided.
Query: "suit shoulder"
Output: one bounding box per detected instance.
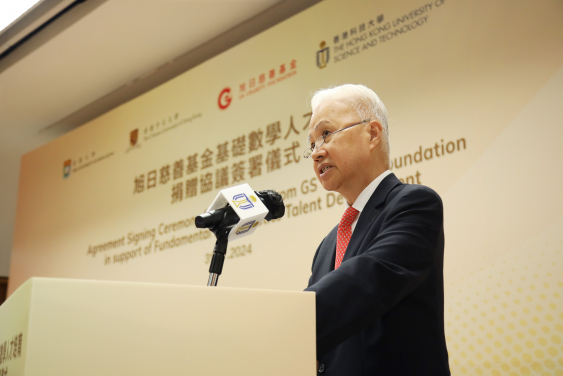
[391,183,443,207]
[408,183,441,196]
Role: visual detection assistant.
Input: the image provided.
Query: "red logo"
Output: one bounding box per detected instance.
[218,87,232,110]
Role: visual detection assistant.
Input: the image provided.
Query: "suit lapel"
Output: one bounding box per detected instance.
[313,225,338,276]
[341,173,402,263]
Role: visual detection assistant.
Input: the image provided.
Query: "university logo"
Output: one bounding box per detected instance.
[126,129,142,153]
[218,87,232,110]
[63,159,72,178]
[236,220,256,235]
[316,41,330,69]
[130,129,139,146]
[231,193,256,210]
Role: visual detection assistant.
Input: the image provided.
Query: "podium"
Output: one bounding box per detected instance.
[0,278,316,375]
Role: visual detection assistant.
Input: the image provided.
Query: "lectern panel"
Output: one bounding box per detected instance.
[0,278,316,376]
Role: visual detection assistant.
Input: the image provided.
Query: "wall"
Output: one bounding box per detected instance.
[9,0,563,374]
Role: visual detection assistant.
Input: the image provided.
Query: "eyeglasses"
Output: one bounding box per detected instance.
[302,119,370,158]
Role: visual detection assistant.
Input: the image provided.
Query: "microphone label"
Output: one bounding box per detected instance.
[235,221,257,235]
[206,183,269,241]
[231,193,255,210]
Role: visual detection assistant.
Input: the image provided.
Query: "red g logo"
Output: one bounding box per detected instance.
[218,87,232,110]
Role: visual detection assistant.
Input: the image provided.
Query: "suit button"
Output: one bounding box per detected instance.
[318,363,325,373]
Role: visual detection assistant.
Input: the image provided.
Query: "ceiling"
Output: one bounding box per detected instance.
[0,0,321,276]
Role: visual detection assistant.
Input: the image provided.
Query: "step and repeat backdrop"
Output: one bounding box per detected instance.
[10,0,563,374]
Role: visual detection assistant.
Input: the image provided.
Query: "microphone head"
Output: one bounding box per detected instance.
[195,207,240,230]
[256,190,285,221]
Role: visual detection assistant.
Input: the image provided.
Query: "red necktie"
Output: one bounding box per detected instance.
[335,207,359,269]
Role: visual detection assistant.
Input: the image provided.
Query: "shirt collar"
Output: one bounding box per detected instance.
[347,170,392,213]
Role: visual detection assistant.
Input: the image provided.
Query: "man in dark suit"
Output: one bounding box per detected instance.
[303,84,450,375]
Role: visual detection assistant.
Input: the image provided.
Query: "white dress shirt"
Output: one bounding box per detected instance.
[347,170,392,232]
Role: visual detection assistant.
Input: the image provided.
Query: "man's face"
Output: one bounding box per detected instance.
[307,98,373,200]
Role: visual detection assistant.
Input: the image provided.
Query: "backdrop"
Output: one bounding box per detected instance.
[10,0,563,374]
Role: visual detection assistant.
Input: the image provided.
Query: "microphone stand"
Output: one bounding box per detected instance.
[198,189,285,286]
[207,225,234,286]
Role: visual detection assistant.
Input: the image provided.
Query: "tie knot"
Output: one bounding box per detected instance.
[340,207,359,227]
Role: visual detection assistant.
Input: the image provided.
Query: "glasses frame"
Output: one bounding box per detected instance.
[303,119,371,158]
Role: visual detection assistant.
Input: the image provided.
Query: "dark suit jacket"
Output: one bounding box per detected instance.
[305,173,450,375]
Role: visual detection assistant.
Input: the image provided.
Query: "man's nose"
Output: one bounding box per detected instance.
[312,145,326,161]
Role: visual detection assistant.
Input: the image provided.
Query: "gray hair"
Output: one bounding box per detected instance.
[310,84,390,164]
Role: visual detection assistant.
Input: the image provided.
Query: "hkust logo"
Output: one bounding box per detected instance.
[231,193,257,210]
[63,159,72,178]
[317,41,330,69]
[235,220,259,235]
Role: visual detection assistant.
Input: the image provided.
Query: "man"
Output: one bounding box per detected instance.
[304,84,450,375]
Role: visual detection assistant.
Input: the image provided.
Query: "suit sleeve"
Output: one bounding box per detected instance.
[305,186,443,357]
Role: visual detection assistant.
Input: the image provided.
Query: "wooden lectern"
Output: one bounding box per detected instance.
[0,278,316,375]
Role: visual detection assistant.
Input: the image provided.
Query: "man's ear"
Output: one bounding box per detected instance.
[368,121,383,151]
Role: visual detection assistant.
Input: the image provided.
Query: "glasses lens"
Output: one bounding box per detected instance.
[303,148,312,158]
[315,135,325,149]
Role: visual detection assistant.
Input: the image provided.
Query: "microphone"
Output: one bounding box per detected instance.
[199,184,284,286]
[195,190,285,230]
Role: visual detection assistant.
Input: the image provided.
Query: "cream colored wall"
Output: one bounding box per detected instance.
[9,0,563,374]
